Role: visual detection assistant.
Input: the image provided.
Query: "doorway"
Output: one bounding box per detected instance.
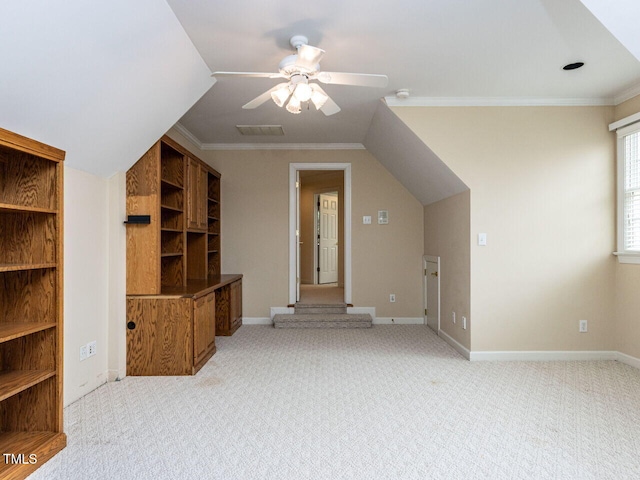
[289,163,351,305]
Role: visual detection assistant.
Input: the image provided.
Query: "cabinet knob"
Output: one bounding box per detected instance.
[127,321,136,330]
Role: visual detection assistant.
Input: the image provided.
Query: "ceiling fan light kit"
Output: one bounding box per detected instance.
[212,34,388,116]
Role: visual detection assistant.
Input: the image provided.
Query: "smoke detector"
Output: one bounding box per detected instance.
[395,89,410,99]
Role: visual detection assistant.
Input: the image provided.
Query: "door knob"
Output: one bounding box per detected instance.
[431,271,438,277]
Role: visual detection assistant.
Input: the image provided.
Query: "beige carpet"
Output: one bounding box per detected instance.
[29,326,640,480]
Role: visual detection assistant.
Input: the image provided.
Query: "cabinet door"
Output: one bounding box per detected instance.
[193,296,209,364]
[230,280,242,329]
[199,165,208,230]
[206,292,215,350]
[187,158,207,231]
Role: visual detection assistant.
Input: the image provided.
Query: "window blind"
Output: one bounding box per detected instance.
[623,131,640,251]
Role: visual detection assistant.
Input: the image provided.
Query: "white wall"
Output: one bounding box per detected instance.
[394,106,617,353]
[108,172,127,381]
[0,0,214,176]
[64,167,110,406]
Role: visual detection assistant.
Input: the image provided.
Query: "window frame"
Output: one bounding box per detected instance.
[615,121,640,264]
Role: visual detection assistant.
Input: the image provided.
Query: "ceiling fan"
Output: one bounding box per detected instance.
[212,35,389,116]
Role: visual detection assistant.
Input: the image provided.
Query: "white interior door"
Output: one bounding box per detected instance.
[425,257,440,332]
[296,170,301,302]
[318,192,338,284]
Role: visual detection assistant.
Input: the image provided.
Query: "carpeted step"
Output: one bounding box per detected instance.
[273,313,372,329]
[294,303,347,314]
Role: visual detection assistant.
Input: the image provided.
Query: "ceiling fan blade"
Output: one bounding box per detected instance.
[316,71,388,88]
[212,71,286,79]
[311,84,341,116]
[296,45,325,70]
[242,83,289,109]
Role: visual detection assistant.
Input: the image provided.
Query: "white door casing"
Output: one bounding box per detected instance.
[289,163,351,305]
[296,170,301,302]
[318,192,338,284]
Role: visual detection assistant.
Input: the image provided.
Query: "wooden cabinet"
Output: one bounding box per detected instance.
[127,136,222,295]
[0,128,66,479]
[216,279,243,336]
[127,275,241,376]
[126,292,216,376]
[193,292,215,365]
[126,135,241,376]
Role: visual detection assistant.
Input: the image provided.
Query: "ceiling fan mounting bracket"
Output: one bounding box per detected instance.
[289,35,309,50]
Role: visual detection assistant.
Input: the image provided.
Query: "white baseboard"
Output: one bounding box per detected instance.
[616,351,640,369]
[270,306,294,318]
[243,317,273,325]
[469,350,618,362]
[107,369,124,382]
[374,317,424,325]
[438,329,470,359]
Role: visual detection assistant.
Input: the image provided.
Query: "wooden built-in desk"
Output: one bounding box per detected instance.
[126,274,242,376]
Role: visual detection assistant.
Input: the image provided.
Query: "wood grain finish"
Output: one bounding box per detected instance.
[126,298,193,376]
[215,279,242,336]
[0,128,65,479]
[0,370,56,402]
[126,143,161,295]
[0,149,57,210]
[187,232,207,280]
[0,213,56,265]
[126,135,235,376]
[0,431,66,480]
[186,158,207,232]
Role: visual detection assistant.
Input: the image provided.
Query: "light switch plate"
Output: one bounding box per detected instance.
[478,233,487,246]
[378,210,388,224]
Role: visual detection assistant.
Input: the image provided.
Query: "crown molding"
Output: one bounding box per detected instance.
[613,81,640,105]
[200,143,365,151]
[384,96,615,107]
[172,122,204,150]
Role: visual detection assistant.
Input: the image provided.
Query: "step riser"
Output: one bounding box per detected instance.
[274,322,371,329]
[273,313,372,329]
[294,307,347,314]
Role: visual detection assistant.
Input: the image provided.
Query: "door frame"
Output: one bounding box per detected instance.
[289,163,351,305]
[314,191,339,285]
[424,255,440,332]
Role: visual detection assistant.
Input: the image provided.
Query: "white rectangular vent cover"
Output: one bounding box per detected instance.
[236,125,285,136]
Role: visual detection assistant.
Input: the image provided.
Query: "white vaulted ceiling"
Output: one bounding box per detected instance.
[2,1,640,183]
[168,0,640,146]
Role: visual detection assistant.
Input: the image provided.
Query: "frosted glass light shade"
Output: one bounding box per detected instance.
[271,86,290,107]
[293,83,313,102]
[286,96,301,114]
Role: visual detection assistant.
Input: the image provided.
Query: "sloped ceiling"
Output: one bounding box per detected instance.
[364,102,468,206]
[0,0,214,177]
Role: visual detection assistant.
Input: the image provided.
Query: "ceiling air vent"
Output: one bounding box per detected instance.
[236,125,285,136]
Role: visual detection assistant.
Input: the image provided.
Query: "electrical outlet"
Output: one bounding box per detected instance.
[80,345,88,361]
[579,320,588,333]
[462,316,467,330]
[87,341,97,357]
[389,294,396,303]
[452,312,456,324]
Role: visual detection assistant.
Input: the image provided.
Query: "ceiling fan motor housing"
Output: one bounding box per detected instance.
[278,54,319,76]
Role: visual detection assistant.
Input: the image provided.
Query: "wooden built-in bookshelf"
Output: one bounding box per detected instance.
[126,135,241,376]
[0,127,65,479]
